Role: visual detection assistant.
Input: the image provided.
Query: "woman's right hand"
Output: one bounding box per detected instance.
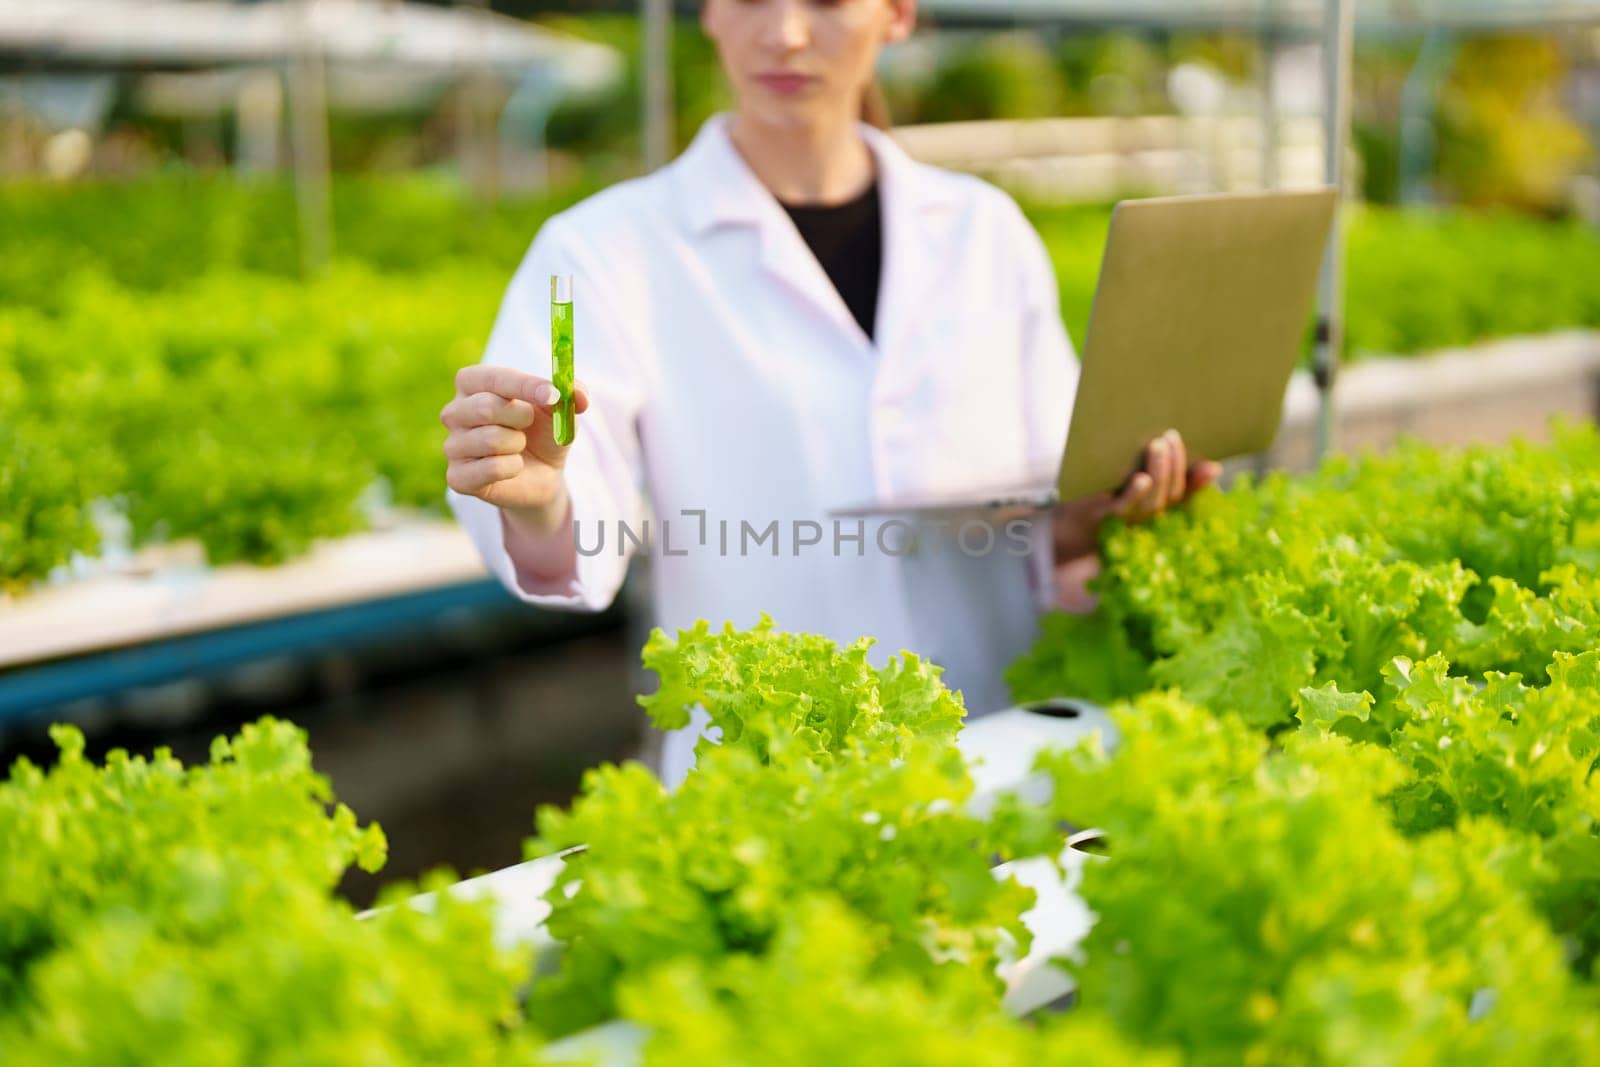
[441,365,590,527]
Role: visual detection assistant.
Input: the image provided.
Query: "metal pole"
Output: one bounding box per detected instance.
[287,0,332,274]
[1312,0,1354,462]
[236,71,284,176]
[458,0,501,203]
[641,0,674,172]
[500,67,559,195]
[1258,13,1280,191]
[1253,1,1282,479]
[1398,29,1454,205]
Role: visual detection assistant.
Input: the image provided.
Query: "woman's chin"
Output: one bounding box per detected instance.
[736,89,847,129]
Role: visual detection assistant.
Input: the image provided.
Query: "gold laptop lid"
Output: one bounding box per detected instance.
[1056,188,1338,501]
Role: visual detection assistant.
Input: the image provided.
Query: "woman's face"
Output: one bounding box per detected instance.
[702,0,915,129]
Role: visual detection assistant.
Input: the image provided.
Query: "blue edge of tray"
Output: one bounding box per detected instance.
[0,578,618,726]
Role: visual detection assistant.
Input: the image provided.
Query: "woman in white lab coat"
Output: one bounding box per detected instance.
[439,0,1216,785]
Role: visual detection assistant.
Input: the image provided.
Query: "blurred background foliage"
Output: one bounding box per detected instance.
[1353,33,1595,213]
[1434,35,1593,213]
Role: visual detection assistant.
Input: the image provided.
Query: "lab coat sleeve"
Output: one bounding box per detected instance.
[446,214,651,612]
[1007,201,1080,614]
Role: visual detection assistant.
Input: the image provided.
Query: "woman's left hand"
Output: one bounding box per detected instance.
[1050,428,1221,567]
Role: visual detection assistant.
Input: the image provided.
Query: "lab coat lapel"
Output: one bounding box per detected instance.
[756,207,869,350]
[859,123,960,382]
[674,114,871,350]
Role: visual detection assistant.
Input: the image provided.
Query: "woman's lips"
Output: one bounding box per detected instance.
[755,72,816,95]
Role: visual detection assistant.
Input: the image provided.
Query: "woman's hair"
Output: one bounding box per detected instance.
[861,75,892,130]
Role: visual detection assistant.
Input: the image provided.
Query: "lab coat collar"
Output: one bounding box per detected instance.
[673,111,958,234]
[671,112,961,352]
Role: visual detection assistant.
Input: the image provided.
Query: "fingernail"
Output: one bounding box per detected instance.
[1165,428,1180,441]
[536,383,560,406]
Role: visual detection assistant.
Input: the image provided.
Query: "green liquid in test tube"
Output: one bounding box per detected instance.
[550,274,575,446]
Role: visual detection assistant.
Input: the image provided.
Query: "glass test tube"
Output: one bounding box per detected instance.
[550,274,575,446]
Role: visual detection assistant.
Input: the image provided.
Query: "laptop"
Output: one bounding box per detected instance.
[828,187,1339,517]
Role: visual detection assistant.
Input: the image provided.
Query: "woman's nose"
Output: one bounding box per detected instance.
[760,0,810,51]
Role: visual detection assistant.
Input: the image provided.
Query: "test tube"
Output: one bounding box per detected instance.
[550,274,575,446]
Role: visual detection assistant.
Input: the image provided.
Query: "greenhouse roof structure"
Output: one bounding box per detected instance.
[0,0,619,76]
[462,0,1600,31]
[912,0,1600,32]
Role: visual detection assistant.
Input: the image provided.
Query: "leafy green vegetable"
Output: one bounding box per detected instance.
[527,619,1056,1037]
[1010,426,1600,722]
[620,897,1179,1067]
[1003,609,1151,705]
[1,718,384,1007]
[1037,694,1600,1066]
[0,876,541,1067]
[0,263,503,574]
[0,719,540,1065]
[1293,681,1374,737]
[637,613,966,765]
[1012,429,1600,1062]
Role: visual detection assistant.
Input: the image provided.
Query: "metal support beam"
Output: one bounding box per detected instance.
[1398,29,1455,204]
[1312,0,1354,461]
[287,0,332,273]
[1258,13,1281,190]
[641,0,674,172]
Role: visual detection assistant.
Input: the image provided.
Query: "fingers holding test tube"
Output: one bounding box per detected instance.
[440,363,591,511]
[444,367,589,432]
[530,376,590,413]
[440,274,586,529]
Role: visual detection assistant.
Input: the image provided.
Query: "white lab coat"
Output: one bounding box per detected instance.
[448,112,1078,786]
